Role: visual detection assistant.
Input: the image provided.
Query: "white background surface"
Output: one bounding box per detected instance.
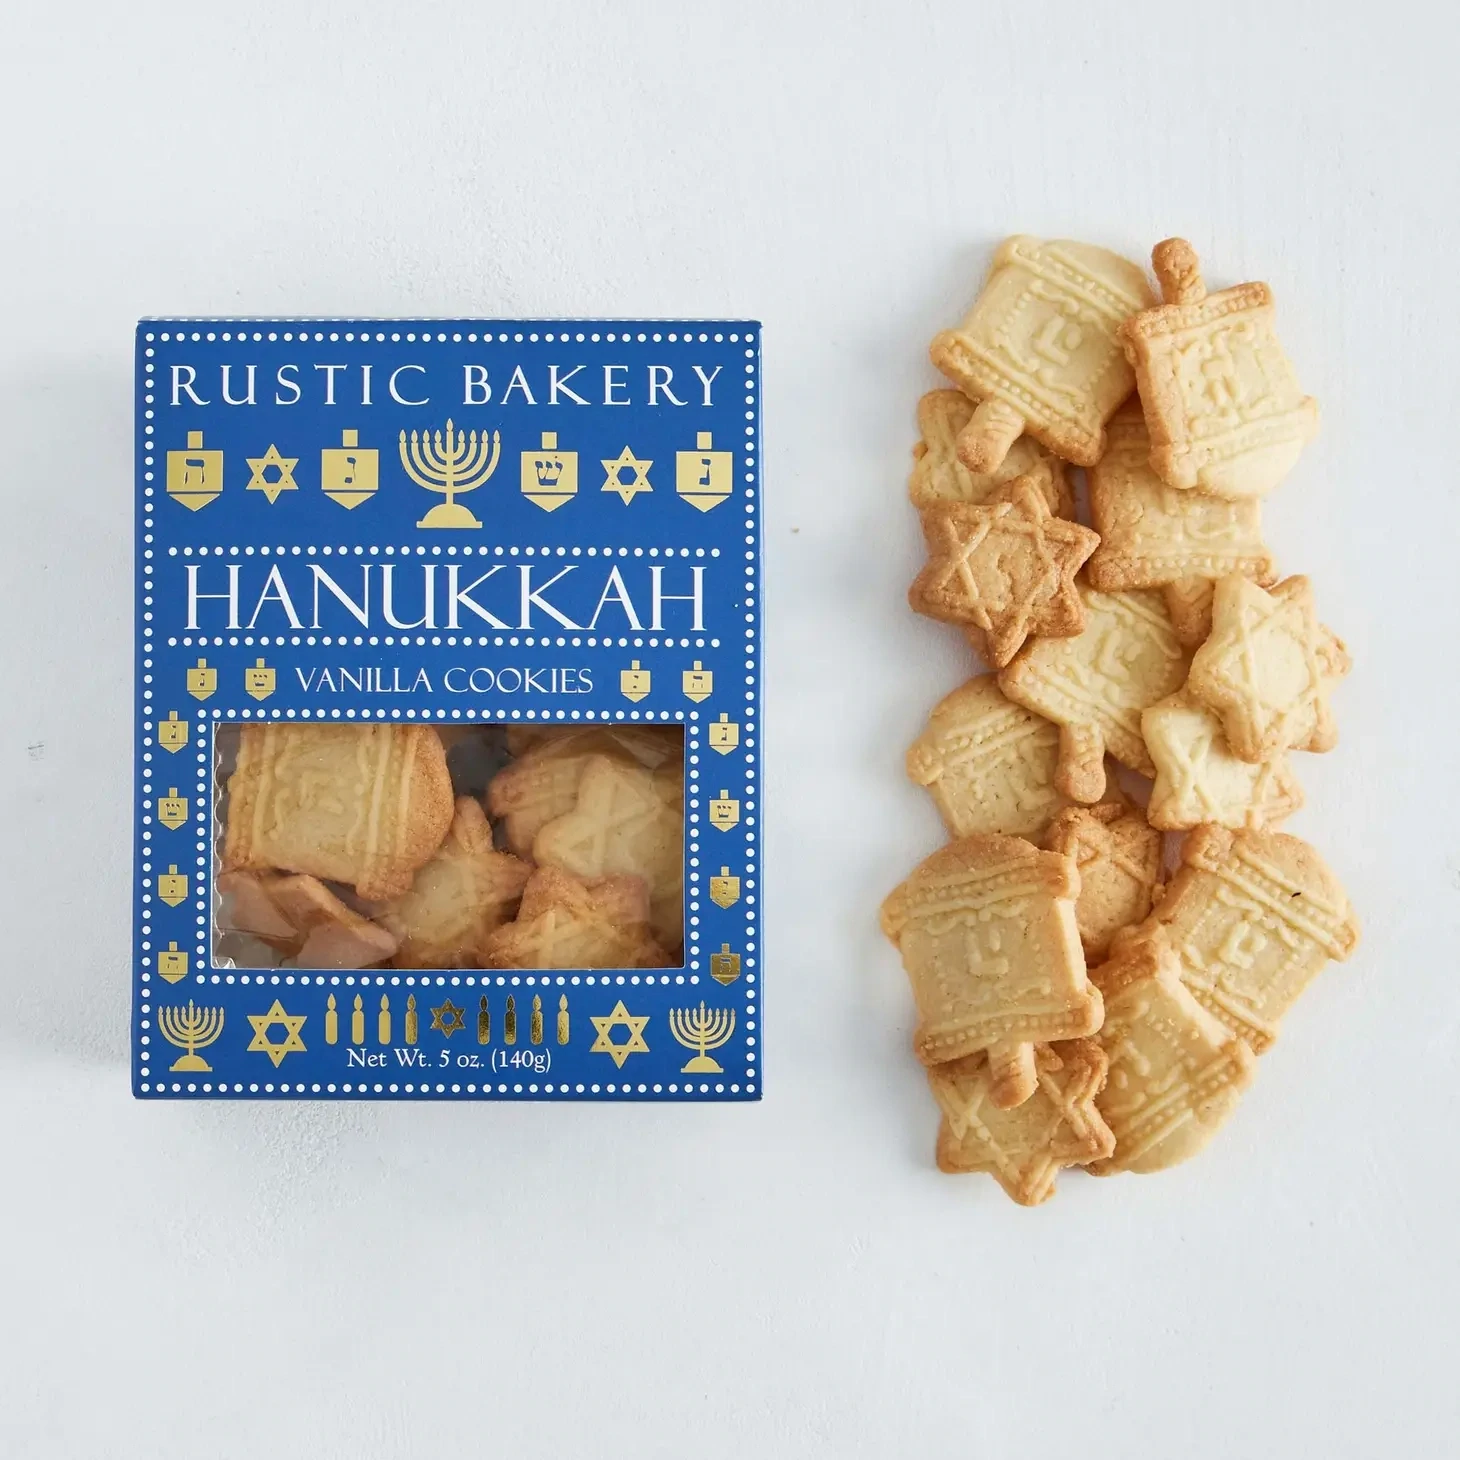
[2,3,1456,1456]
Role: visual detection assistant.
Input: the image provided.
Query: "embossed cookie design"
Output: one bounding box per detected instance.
[1043,803,1163,961]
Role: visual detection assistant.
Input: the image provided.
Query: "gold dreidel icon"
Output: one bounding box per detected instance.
[157,942,189,983]
[709,790,740,831]
[675,430,732,512]
[710,866,740,908]
[186,658,216,701]
[710,944,741,986]
[320,428,379,509]
[157,712,189,752]
[166,430,223,511]
[682,661,713,702]
[158,1001,224,1072]
[708,714,739,753]
[158,865,188,906]
[930,237,1155,472]
[156,788,188,830]
[244,659,275,701]
[521,431,578,511]
[621,660,651,701]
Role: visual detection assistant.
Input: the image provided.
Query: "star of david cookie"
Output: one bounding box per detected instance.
[880,836,1101,1107]
[929,1040,1114,1205]
[908,389,1072,517]
[480,866,673,970]
[905,675,1069,840]
[997,586,1190,802]
[1185,574,1349,762]
[910,478,1100,667]
[930,236,1156,471]
[223,723,453,900]
[374,798,532,969]
[1120,238,1319,498]
[532,754,684,948]
[1086,401,1276,646]
[1121,825,1360,1052]
[1088,933,1256,1175]
[1143,693,1303,830]
[487,726,682,857]
[1043,802,1163,961]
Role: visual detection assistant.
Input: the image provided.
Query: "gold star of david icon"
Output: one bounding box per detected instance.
[430,999,466,1037]
[589,999,650,1067]
[600,446,653,505]
[246,999,307,1067]
[245,443,300,504]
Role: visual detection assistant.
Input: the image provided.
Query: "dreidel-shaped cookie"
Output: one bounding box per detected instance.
[930,237,1155,472]
[1120,238,1319,498]
[881,835,1102,1109]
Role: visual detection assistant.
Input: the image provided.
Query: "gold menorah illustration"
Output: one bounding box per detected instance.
[398,419,501,528]
[668,1003,736,1074]
[158,1001,225,1073]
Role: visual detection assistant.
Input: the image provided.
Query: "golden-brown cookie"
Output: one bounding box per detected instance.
[997,586,1189,802]
[1043,802,1163,961]
[487,726,681,856]
[908,389,1072,517]
[268,874,399,969]
[532,755,684,948]
[1086,401,1276,638]
[1185,574,1350,763]
[1120,238,1319,498]
[929,1040,1114,1205]
[1122,825,1360,1052]
[374,798,531,968]
[222,724,453,900]
[930,236,1156,471]
[1088,933,1256,1175]
[905,675,1069,840]
[1143,693,1303,830]
[881,836,1101,1103]
[910,478,1100,667]
[480,866,673,970]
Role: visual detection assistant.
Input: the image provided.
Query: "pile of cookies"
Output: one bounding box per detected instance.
[883,236,1360,1205]
[216,722,684,970]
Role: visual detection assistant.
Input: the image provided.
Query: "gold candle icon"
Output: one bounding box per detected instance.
[351,994,365,1044]
[530,994,544,1045]
[325,994,339,1045]
[405,994,418,1045]
[378,995,391,1045]
[557,994,570,1045]
[504,994,517,1045]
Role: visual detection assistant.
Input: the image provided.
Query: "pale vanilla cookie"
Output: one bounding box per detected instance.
[1121,825,1360,1052]
[223,724,453,900]
[881,836,1101,1107]
[909,389,1072,518]
[1143,693,1303,830]
[374,798,532,969]
[929,1040,1114,1205]
[268,873,400,969]
[997,586,1189,802]
[487,726,681,856]
[930,236,1155,472]
[910,478,1100,667]
[905,675,1068,840]
[1088,933,1256,1175]
[532,754,684,948]
[1086,401,1276,646]
[1185,574,1349,763]
[480,866,673,970]
[1043,803,1163,961]
[1120,238,1319,498]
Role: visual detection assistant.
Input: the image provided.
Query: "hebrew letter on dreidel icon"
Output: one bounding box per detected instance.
[521,431,578,511]
[321,429,379,509]
[186,659,216,701]
[166,431,223,511]
[676,431,732,511]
